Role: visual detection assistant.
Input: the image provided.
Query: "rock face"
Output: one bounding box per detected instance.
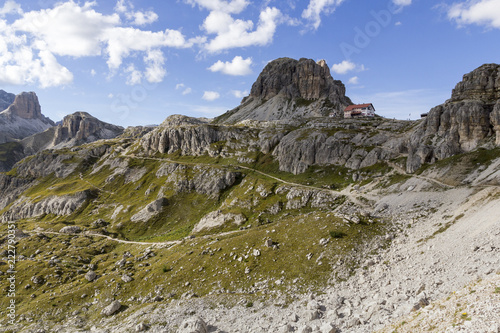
[0,112,124,172]
[0,91,54,143]
[177,317,208,333]
[102,300,121,316]
[193,210,246,233]
[407,64,500,172]
[131,198,168,222]
[21,112,124,156]
[215,58,352,124]
[0,191,91,222]
[0,90,15,111]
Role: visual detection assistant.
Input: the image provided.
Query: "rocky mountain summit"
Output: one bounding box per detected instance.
[0,111,124,172]
[0,91,54,143]
[215,58,352,124]
[407,64,500,172]
[21,111,124,155]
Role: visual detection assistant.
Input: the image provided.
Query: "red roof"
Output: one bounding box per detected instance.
[344,103,373,112]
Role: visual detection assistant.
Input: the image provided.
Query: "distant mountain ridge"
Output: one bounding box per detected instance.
[0,91,54,144]
[0,90,15,111]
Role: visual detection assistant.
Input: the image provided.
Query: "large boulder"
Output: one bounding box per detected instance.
[131,198,168,222]
[177,317,208,333]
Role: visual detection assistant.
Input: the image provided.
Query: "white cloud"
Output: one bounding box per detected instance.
[202,7,282,52]
[348,76,359,85]
[302,0,345,30]
[115,0,158,26]
[0,1,192,88]
[332,60,365,74]
[202,91,220,101]
[208,56,252,75]
[144,49,166,83]
[0,1,23,17]
[175,83,192,95]
[125,64,142,85]
[395,21,402,26]
[185,0,249,14]
[392,0,412,6]
[128,11,158,26]
[115,0,128,13]
[90,69,96,76]
[231,90,248,98]
[448,0,500,29]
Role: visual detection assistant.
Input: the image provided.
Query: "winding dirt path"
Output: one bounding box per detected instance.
[26,230,180,247]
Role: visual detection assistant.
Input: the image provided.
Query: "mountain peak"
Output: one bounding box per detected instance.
[215,57,352,124]
[5,91,42,120]
[451,63,500,103]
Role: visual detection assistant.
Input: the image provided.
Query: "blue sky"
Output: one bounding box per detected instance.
[0,0,499,126]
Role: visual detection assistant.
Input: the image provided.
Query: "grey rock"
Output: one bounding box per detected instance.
[407,64,500,172]
[59,226,82,234]
[0,91,54,144]
[177,316,208,333]
[131,198,168,222]
[192,210,246,233]
[135,323,149,332]
[101,300,121,316]
[30,276,44,285]
[121,275,133,283]
[1,191,90,222]
[85,271,97,282]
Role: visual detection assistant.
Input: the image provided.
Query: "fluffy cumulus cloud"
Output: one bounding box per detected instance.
[448,0,500,29]
[331,60,366,75]
[202,7,282,53]
[348,76,359,85]
[187,0,281,53]
[185,0,249,14]
[302,0,345,30]
[0,1,23,17]
[115,0,159,26]
[202,91,220,101]
[176,83,192,95]
[392,0,412,7]
[0,1,192,88]
[208,56,252,75]
[231,90,248,98]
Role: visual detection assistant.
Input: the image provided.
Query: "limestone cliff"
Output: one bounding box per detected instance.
[21,112,124,156]
[0,91,54,143]
[215,58,352,124]
[407,64,500,172]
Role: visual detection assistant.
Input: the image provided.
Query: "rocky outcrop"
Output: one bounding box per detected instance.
[0,190,91,222]
[22,112,124,156]
[157,162,241,197]
[0,174,34,211]
[0,91,54,143]
[406,64,500,172]
[131,198,168,222]
[215,58,352,124]
[0,112,123,172]
[192,210,246,233]
[0,90,15,111]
